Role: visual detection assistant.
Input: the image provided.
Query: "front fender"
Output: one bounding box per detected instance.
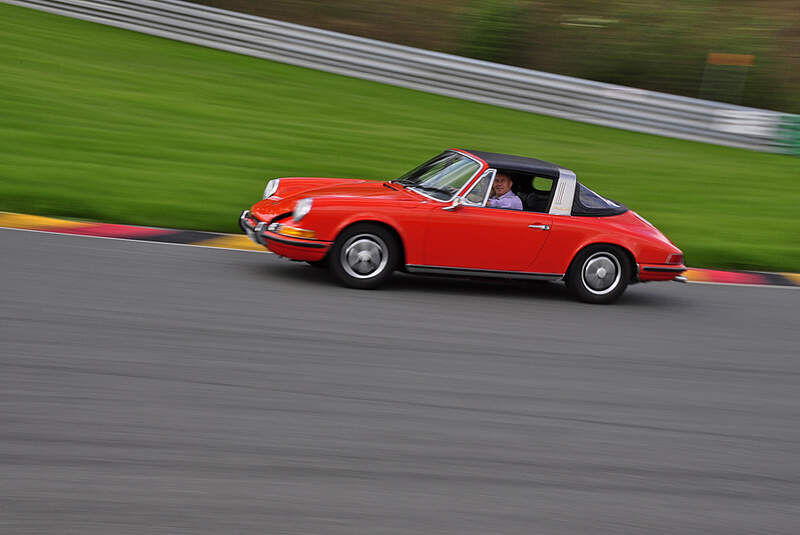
[298,202,432,265]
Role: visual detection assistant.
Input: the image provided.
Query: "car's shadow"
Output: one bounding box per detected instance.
[386,272,687,308]
[247,261,688,308]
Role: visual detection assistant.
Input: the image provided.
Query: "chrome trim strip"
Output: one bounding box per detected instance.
[461,168,497,207]
[261,232,329,249]
[483,170,497,206]
[549,168,576,216]
[642,266,687,273]
[406,265,563,281]
[451,149,489,198]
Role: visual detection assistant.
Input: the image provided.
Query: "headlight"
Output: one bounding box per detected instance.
[292,198,313,222]
[263,178,280,199]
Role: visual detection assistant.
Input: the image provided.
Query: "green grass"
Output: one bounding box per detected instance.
[1,3,799,271]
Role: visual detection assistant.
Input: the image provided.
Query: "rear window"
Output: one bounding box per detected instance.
[573,183,627,216]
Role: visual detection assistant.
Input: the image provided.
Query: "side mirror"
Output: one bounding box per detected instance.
[442,196,464,211]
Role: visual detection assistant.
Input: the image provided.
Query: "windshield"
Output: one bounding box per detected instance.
[395,152,481,201]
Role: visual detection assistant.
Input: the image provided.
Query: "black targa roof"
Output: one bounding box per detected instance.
[463,149,563,179]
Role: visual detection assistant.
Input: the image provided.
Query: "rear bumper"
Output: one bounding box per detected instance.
[637,263,687,282]
[239,210,332,261]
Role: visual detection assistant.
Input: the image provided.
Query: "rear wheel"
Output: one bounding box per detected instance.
[329,223,399,289]
[566,245,630,304]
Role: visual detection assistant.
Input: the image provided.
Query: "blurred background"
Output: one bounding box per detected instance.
[193,0,800,113]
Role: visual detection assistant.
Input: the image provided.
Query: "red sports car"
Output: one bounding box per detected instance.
[239,149,686,303]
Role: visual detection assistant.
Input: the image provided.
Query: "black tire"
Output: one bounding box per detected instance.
[329,223,399,289]
[565,245,631,304]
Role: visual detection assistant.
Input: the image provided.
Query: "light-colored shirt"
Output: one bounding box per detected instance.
[487,191,523,210]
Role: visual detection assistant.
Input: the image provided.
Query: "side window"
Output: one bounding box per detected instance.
[464,169,495,206]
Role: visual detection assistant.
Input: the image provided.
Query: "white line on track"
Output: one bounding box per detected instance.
[0,226,273,254]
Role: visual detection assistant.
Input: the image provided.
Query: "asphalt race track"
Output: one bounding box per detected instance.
[2,228,799,534]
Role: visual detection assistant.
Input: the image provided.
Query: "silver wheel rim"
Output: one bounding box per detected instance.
[341,234,388,279]
[581,252,621,295]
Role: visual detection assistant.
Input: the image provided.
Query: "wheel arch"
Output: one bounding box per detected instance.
[333,219,407,269]
[566,242,637,282]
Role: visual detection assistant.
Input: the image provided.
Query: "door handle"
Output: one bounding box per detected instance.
[528,224,550,230]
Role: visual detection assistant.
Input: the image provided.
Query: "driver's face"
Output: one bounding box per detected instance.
[493,174,512,196]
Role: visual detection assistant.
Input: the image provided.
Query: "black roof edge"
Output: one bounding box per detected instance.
[460,149,563,179]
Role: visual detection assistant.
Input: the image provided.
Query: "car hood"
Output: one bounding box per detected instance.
[288,179,418,202]
[251,179,423,221]
[279,179,423,205]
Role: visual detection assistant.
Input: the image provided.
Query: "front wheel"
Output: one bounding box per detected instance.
[566,245,631,304]
[329,223,399,289]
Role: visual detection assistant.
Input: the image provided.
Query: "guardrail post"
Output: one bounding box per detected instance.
[779,115,800,156]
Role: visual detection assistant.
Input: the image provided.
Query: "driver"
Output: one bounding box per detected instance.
[487,173,522,210]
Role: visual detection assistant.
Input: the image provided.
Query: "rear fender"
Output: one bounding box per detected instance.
[565,241,638,281]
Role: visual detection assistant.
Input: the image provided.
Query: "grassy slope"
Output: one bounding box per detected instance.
[1,4,798,271]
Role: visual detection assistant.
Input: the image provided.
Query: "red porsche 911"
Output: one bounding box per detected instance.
[239,149,686,303]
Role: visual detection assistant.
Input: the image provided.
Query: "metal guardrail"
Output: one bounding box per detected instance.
[5,0,799,154]
[778,115,800,156]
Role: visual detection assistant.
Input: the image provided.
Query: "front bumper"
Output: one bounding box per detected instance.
[239,210,261,242]
[239,210,332,261]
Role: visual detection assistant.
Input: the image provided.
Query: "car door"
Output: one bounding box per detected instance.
[423,170,553,272]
